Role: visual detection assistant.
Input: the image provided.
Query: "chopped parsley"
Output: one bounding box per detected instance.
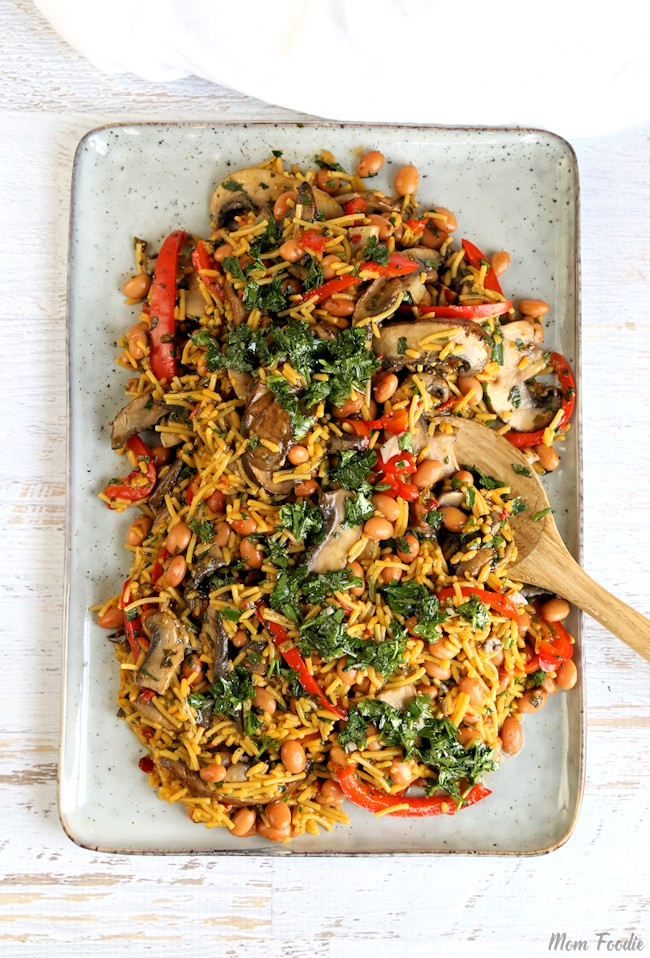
[397,336,408,355]
[339,698,497,801]
[242,277,287,313]
[362,235,389,265]
[188,665,253,716]
[455,593,490,630]
[270,568,363,623]
[512,463,532,477]
[298,606,406,677]
[380,580,447,640]
[343,492,375,528]
[328,447,377,495]
[277,500,324,542]
[398,431,414,453]
[187,517,214,543]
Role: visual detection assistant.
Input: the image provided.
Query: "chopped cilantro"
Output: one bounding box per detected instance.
[510,386,522,409]
[471,465,505,490]
[397,336,408,355]
[398,431,414,453]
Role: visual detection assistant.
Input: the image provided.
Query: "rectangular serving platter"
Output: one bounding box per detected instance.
[60,122,583,855]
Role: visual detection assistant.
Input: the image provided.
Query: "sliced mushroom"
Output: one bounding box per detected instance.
[304,490,363,573]
[414,372,450,403]
[454,546,496,579]
[134,694,177,732]
[137,612,189,694]
[353,277,400,324]
[296,181,317,221]
[401,246,441,282]
[241,383,294,498]
[159,431,185,448]
[228,369,253,401]
[200,606,229,679]
[210,167,296,228]
[373,319,490,375]
[484,319,559,431]
[187,542,226,591]
[158,756,213,797]
[148,459,183,511]
[184,271,209,320]
[349,224,380,255]
[111,393,167,449]
[380,420,459,479]
[223,277,247,326]
[327,432,369,453]
[377,685,418,710]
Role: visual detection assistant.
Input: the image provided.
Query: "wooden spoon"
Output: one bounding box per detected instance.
[452,417,650,662]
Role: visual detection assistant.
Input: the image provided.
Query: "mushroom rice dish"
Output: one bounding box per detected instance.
[94,149,578,844]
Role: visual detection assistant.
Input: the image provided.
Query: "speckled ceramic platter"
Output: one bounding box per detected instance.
[60,123,583,855]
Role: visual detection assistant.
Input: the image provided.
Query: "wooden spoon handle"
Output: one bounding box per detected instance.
[531,550,650,662]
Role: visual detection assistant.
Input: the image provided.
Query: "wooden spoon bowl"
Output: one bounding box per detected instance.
[452,417,650,662]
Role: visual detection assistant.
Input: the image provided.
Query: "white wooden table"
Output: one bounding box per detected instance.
[1,3,649,955]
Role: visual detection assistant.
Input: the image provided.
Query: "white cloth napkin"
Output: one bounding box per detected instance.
[35,0,650,138]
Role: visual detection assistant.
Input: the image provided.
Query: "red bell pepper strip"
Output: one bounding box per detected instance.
[303,274,359,304]
[461,238,504,296]
[191,240,226,302]
[436,585,524,624]
[373,451,420,501]
[344,197,367,215]
[418,300,513,321]
[504,352,576,449]
[344,407,410,438]
[404,218,427,234]
[335,765,491,816]
[149,229,187,382]
[255,603,347,720]
[524,652,541,674]
[151,546,170,584]
[538,617,574,672]
[359,253,420,278]
[103,436,157,506]
[119,577,145,663]
[300,230,329,254]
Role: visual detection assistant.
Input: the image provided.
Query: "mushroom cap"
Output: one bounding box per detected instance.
[137,612,189,694]
[373,319,490,375]
[304,489,363,573]
[241,383,294,498]
[111,392,167,449]
[484,319,558,431]
[210,167,295,226]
